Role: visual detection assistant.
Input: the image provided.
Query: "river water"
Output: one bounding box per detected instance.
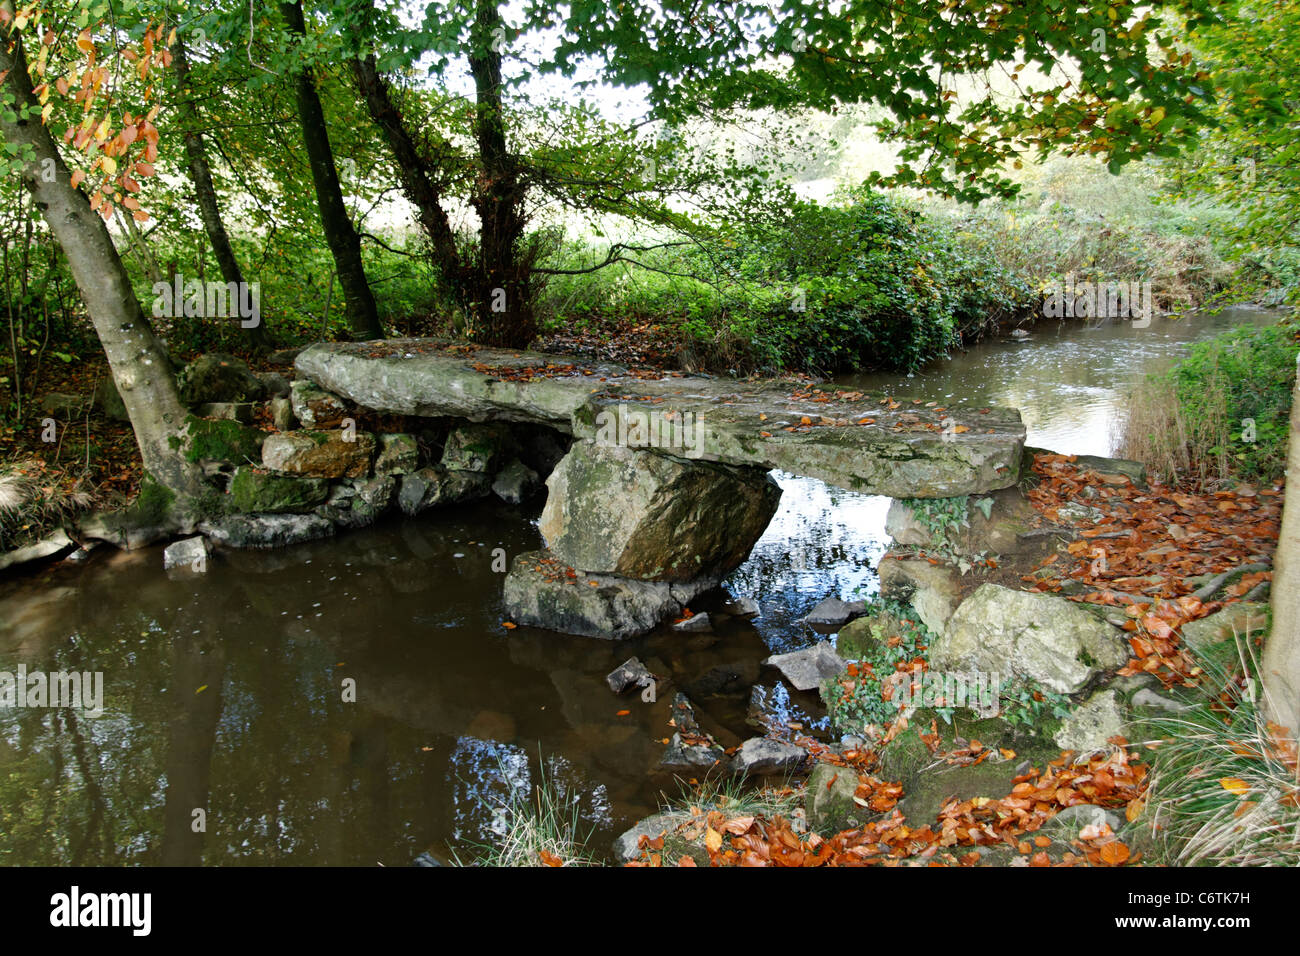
[0,307,1281,865]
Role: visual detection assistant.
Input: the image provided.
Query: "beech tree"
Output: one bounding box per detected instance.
[1264,361,1300,735]
[0,2,207,499]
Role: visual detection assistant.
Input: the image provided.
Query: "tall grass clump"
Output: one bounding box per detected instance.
[0,460,92,552]
[1116,321,1298,486]
[453,760,598,867]
[928,201,1231,314]
[1135,630,1300,867]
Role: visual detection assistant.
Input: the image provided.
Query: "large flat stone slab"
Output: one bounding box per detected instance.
[297,340,1024,497]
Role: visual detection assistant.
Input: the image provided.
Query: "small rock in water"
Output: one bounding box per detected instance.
[491,459,541,505]
[659,695,726,771]
[723,596,761,619]
[729,738,808,776]
[801,595,866,627]
[163,536,210,572]
[762,642,847,691]
[672,611,711,633]
[606,656,654,695]
[746,683,801,736]
[0,528,75,572]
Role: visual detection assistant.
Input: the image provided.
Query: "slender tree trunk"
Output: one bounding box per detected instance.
[171,32,272,353]
[467,0,533,348]
[350,53,463,282]
[0,23,206,499]
[280,0,383,341]
[1264,356,1300,736]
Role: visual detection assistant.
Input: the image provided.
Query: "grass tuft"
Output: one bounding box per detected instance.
[453,758,599,867]
[1133,628,1300,867]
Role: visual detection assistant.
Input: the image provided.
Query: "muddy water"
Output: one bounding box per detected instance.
[0,308,1281,865]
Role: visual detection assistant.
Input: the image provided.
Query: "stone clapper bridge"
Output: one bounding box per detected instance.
[296,339,1026,639]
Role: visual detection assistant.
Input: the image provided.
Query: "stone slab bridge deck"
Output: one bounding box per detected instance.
[296,339,1027,638]
[297,339,1024,498]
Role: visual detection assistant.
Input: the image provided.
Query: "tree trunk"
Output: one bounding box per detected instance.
[281,0,383,342]
[350,53,463,283]
[1264,355,1300,736]
[467,0,534,348]
[0,23,206,499]
[171,32,272,353]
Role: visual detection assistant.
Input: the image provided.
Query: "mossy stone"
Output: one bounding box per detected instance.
[182,415,266,465]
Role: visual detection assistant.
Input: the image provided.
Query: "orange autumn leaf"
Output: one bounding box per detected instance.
[1219,777,1250,796]
[1099,842,1131,865]
[704,826,723,853]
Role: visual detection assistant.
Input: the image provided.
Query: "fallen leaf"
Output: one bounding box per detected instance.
[1099,842,1131,865]
[704,826,723,853]
[1219,777,1250,796]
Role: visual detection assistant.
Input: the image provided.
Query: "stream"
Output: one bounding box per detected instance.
[0,307,1282,865]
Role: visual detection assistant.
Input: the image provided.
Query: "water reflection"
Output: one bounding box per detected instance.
[724,473,889,654]
[839,309,1280,455]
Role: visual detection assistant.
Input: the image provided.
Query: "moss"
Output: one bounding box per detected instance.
[229,467,329,514]
[880,706,1063,784]
[133,472,176,525]
[182,415,265,464]
[189,487,230,522]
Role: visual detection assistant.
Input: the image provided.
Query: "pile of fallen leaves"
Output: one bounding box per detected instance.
[538,323,681,370]
[470,361,587,383]
[629,746,1148,867]
[1,354,143,503]
[1024,453,1280,685]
